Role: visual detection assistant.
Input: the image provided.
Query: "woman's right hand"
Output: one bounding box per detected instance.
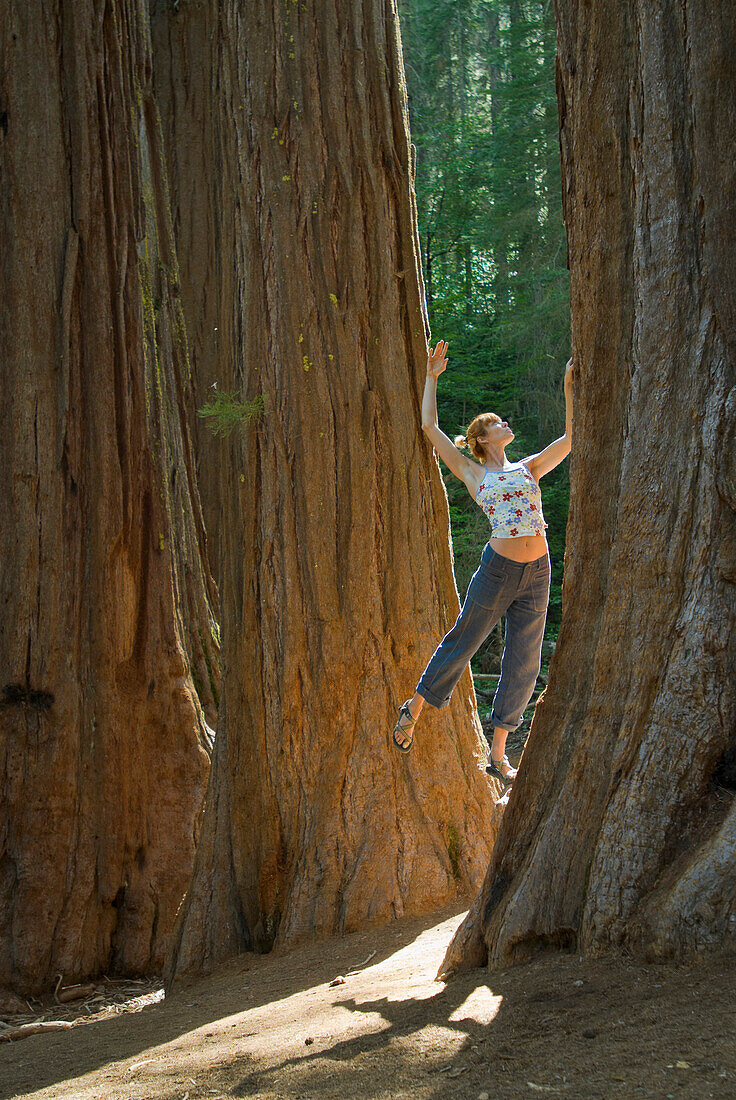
[427,340,449,379]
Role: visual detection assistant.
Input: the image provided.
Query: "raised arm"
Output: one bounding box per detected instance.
[525,358,574,481]
[421,341,481,495]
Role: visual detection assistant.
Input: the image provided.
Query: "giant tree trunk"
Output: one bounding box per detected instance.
[165,0,499,985]
[0,0,218,994]
[442,0,736,976]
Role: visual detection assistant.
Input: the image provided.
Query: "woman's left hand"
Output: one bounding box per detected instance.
[564,358,574,389]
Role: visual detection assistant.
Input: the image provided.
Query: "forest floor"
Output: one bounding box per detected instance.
[2,903,736,1100]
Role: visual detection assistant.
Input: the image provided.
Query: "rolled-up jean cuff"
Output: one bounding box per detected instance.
[490,711,519,732]
[416,682,451,710]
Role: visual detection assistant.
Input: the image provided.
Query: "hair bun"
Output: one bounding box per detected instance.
[454,434,469,449]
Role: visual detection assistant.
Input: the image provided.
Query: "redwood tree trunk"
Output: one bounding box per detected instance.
[442,0,736,976]
[165,0,499,985]
[0,0,218,994]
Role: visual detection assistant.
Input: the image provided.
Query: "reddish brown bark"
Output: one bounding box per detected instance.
[442,0,736,977]
[165,0,500,986]
[0,0,218,994]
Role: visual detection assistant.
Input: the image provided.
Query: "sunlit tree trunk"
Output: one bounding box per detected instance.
[165,0,499,985]
[0,0,218,994]
[442,0,736,976]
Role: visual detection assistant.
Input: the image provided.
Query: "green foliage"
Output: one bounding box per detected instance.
[197,388,264,437]
[400,0,571,670]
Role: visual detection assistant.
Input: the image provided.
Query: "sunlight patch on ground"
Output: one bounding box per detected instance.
[448,984,502,1025]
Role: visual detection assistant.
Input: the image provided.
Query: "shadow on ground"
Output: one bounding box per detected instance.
[224,954,736,1100]
[0,904,467,1099]
[2,902,736,1100]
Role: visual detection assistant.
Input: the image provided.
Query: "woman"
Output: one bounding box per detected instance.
[393,340,574,788]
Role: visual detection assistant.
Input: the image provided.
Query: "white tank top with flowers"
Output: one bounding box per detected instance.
[475,462,547,538]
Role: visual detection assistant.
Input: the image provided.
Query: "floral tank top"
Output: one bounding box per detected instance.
[475,462,547,538]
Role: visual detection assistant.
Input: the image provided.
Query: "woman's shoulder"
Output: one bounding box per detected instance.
[464,460,488,498]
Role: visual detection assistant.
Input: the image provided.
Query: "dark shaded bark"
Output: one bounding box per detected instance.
[442,0,736,976]
[149,0,222,562]
[165,0,500,986]
[0,0,218,994]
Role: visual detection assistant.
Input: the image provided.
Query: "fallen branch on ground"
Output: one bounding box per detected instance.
[1,1021,76,1042]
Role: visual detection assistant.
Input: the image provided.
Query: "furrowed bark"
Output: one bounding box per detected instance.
[149,0,222,561]
[0,0,217,994]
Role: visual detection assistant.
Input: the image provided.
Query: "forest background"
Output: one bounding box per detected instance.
[397,0,570,675]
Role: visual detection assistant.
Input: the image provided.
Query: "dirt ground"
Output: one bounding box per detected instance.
[2,904,735,1100]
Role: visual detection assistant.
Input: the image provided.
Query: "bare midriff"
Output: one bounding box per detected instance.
[490,532,548,563]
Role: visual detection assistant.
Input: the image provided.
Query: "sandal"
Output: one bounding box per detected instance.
[392,700,417,753]
[486,754,517,787]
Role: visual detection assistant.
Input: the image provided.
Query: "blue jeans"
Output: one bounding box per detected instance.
[416,544,550,731]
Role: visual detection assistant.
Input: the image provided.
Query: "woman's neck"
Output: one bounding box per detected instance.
[482,445,509,470]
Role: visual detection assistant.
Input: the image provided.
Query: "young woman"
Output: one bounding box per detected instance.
[393,340,574,788]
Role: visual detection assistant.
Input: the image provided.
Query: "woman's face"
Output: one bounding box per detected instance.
[478,415,514,448]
